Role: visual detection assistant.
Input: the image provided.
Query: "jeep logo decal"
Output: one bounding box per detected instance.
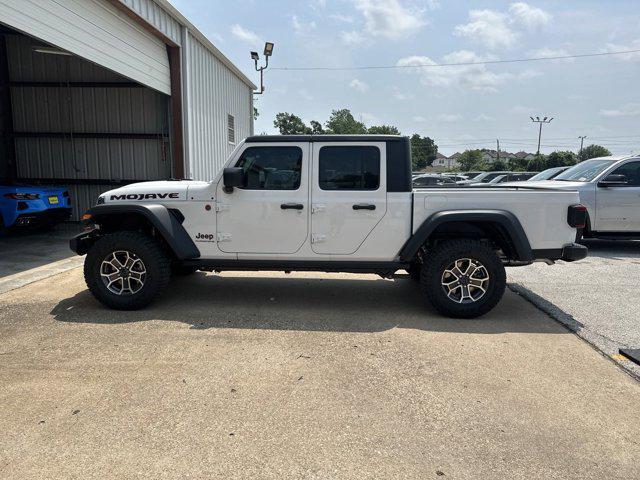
[110,193,180,201]
[195,232,215,242]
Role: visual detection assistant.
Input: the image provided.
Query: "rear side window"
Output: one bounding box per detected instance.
[319,146,380,190]
[234,146,302,190]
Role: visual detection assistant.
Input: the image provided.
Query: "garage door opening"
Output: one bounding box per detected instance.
[0,26,173,222]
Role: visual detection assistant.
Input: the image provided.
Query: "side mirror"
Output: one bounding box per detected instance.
[223,167,245,193]
[598,174,628,187]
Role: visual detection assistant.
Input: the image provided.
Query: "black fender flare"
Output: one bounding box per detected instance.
[70,204,200,259]
[398,209,533,262]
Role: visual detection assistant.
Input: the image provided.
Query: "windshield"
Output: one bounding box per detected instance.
[554,159,616,182]
[529,167,564,181]
[479,172,505,182]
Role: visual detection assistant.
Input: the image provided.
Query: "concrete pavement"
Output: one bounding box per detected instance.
[1,269,639,479]
[508,238,640,377]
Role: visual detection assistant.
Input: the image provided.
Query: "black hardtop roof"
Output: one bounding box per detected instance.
[245,134,407,143]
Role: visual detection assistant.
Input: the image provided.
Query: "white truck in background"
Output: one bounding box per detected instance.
[71,135,587,318]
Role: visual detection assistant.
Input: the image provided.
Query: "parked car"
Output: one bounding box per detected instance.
[457,171,512,185]
[503,155,640,239]
[527,166,571,181]
[413,174,457,187]
[462,171,484,180]
[0,183,72,234]
[71,135,587,318]
[440,174,469,182]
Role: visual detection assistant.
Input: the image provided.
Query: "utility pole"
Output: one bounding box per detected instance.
[578,135,587,159]
[530,116,553,155]
[496,139,500,164]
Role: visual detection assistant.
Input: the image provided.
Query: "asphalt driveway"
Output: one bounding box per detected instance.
[1,269,639,479]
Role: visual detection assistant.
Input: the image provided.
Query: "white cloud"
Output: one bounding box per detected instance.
[360,112,380,125]
[231,24,261,46]
[509,2,552,30]
[330,13,355,23]
[600,39,640,61]
[298,89,314,101]
[341,30,368,46]
[353,0,426,39]
[412,115,427,122]
[392,86,415,100]
[600,103,640,117]
[529,47,574,63]
[475,114,495,121]
[438,113,462,122]
[454,10,517,50]
[292,15,317,34]
[511,104,534,114]
[397,50,514,93]
[349,78,370,92]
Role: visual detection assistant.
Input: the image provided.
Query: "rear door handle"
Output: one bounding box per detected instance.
[281,203,304,210]
[353,204,376,210]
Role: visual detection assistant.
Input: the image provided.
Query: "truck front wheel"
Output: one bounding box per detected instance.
[84,232,171,310]
[420,239,506,318]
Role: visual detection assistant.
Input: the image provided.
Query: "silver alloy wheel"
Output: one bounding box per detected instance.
[100,250,147,296]
[441,258,490,304]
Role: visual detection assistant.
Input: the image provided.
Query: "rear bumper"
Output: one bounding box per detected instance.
[531,243,588,263]
[13,208,72,227]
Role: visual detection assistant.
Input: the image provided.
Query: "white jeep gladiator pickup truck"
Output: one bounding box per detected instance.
[70,135,587,318]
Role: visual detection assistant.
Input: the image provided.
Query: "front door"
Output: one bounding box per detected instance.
[310,142,387,255]
[596,160,640,232]
[216,143,309,254]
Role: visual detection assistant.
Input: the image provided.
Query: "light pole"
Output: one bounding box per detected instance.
[578,135,587,159]
[251,42,274,95]
[530,116,553,155]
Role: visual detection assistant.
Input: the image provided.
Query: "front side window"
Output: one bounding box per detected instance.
[608,161,640,186]
[319,146,380,190]
[555,159,615,182]
[234,146,302,190]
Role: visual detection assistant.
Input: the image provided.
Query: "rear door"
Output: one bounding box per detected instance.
[310,142,387,255]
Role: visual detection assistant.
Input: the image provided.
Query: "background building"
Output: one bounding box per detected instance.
[0,0,256,219]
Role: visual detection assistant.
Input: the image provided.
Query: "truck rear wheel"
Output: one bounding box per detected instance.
[420,239,506,319]
[84,232,171,310]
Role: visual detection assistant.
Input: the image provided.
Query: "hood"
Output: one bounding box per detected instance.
[101,180,209,203]
[500,180,586,189]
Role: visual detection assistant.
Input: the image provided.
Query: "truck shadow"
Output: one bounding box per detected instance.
[50,273,567,335]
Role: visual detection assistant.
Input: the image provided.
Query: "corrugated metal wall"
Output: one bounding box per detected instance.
[184,32,252,181]
[119,0,181,46]
[5,34,170,220]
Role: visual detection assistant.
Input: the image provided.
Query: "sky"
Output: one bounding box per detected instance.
[168,0,640,156]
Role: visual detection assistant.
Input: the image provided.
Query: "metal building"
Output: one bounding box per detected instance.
[0,0,256,220]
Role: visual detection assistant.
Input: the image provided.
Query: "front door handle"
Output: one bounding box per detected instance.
[353,204,376,210]
[281,203,304,210]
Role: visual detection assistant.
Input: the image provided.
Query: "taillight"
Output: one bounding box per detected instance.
[567,204,587,229]
[3,193,40,200]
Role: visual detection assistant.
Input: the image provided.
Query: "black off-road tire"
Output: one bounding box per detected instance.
[84,231,171,310]
[420,239,506,319]
[407,263,422,282]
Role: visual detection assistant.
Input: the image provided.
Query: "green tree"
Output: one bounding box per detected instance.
[546,151,577,168]
[309,120,325,134]
[458,150,484,171]
[325,109,367,134]
[527,154,547,172]
[410,134,437,170]
[508,156,528,171]
[579,144,611,162]
[253,107,259,121]
[274,113,312,134]
[368,125,400,135]
[489,159,508,171]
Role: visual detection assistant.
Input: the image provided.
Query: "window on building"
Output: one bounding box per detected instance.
[227,114,235,144]
[319,146,380,190]
[234,146,302,190]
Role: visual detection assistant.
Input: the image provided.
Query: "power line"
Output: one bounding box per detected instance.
[271,49,640,71]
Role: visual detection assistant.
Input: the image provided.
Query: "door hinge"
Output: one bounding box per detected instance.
[311,234,326,244]
[311,204,326,214]
[215,203,230,212]
[217,233,232,242]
